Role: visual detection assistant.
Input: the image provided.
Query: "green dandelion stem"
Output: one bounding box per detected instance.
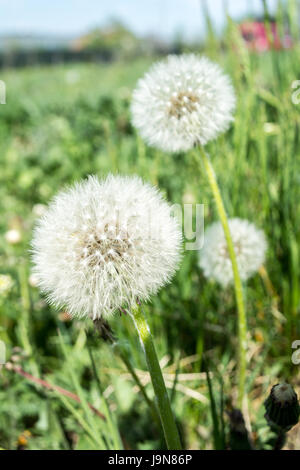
[197,145,247,408]
[130,304,182,450]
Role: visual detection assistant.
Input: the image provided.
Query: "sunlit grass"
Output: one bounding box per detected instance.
[1,7,300,449]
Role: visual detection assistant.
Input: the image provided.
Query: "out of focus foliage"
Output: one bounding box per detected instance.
[1,1,300,450]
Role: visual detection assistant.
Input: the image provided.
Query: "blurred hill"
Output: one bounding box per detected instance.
[71,20,141,58]
[0,20,178,68]
[0,33,73,51]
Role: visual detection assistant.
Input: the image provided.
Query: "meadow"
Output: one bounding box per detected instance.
[1,12,300,450]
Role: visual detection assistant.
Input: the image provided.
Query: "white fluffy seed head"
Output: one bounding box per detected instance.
[199,218,267,287]
[131,54,236,153]
[31,175,182,320]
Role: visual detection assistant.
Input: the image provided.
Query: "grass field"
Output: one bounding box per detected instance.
[1,10,300,450]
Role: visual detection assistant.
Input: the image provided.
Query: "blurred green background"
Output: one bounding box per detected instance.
[1,0,300,450]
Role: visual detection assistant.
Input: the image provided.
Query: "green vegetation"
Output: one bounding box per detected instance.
[1,8,300,450]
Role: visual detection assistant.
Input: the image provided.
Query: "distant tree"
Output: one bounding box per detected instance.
[71,19,140,59]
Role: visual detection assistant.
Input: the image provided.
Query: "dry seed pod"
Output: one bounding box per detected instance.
[264,383,300,432]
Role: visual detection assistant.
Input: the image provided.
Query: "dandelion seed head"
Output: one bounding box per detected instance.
[32,175,182,319]
[131,54,236,152]
[199,218,267,286]
[272,383,297,405]
[5,229,22,245]
[0,274,14,295]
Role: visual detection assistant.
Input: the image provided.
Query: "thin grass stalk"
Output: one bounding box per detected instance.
[57,329,106,447]
[91,320,161,429]
[86,339,123,449]
[18,263,39,377]
[114,344,162,429]
[6,362,106,420]
[205,369,223,450]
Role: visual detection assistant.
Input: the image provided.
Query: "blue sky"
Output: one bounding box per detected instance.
[0,0,278,39]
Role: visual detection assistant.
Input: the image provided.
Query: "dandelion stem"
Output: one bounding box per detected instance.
[197,145,247,408]
[130,304,182,449]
